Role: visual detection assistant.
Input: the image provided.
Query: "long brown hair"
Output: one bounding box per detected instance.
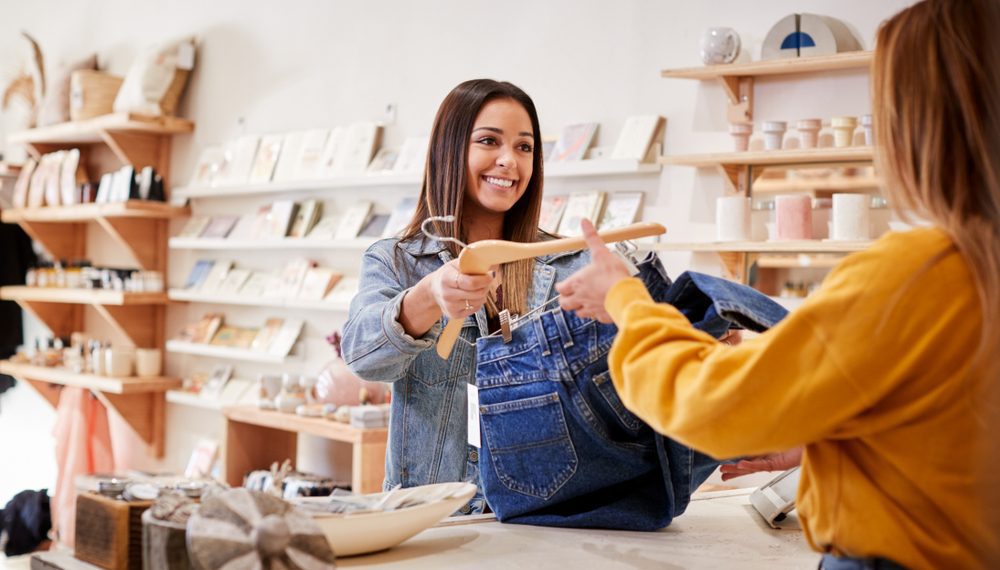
[873,0,1000,373]
[398,79,545,316]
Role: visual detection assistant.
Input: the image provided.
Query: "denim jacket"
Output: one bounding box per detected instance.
[341,235,591,491]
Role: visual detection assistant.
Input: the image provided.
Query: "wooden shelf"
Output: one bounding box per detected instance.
[173,172,423,200]
[1,201,190,223]
[0,360,179,457]
[661,146,874,168]
[661,51,873,81]
[223,406,387,493]
[755,254,846,269]
[650,240,872,253]
[545,159,661,177]
[752,176,882,194]
[168,237,376,251]
[6,113,194,145]
[168,289,351,311]
[1,286,168,305]
[0,360,180,394]
[165,340,296,364]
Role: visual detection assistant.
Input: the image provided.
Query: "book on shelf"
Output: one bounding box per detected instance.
[178,216,211,238]
[217,268,252,294]
[359,213,390,238]
[221,135,261,186]
[266,318,304,357]
[179,313,224,344]
[111,165,137,202]
[250,318,284,352]
[225,213,256,240]
[209,325,258,349]
[240,205,273,240]
[317,126,345,177]
[558,191,606,236]
[324,276,359,305]
[598,191,644,230]
[294,128,330,180]
[611,115,665,161]
[367,148,398,172]
[184,259,216,290]
[274,257,316,298]
[60,148,85,206]
[539,195,569,234]
[382,197,418,239]
[43,151,66,206]
[333,122,382,174]
[247,134,284,184]
[305,216,339,240]
[334,201,373,240]
[392,136,429,173]
[200,215,240,239]
[298,267,343,301]
[272,131,306,182]
[267,200,299,238]
[200,365,234,400]
[199,259,233,293]
[11,157,36,209]
[288,199,322,238]
[549,123,599,162]
[238,271,278,298]
[190,147,224,187]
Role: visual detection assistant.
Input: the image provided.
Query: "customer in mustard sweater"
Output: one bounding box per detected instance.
[556,0,1000,568]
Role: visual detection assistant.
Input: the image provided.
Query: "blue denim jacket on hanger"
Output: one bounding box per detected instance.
[474,254,789,529]
[341,235,590,511]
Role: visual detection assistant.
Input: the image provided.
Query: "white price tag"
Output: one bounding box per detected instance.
[467,383,481,448]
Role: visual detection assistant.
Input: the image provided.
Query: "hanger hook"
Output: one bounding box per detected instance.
[421,215,468,249]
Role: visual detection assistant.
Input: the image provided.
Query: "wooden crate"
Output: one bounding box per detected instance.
[74,493,152,570]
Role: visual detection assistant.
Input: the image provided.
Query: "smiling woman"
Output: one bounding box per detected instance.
[340,79,591,514]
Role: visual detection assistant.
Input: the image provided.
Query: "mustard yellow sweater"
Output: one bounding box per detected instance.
[605,228,994,569]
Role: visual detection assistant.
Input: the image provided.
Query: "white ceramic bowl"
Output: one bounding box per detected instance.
[298,482,477,557]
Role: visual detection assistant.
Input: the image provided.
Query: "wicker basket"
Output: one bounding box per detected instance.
[70,70,124,121]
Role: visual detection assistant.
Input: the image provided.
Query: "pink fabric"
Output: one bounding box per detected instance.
[52,387,115,547]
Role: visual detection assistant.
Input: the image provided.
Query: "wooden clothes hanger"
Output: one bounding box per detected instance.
[436,221,666,358]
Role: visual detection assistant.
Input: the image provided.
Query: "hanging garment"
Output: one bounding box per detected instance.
[474,254,788,530]
[51,387,115,547]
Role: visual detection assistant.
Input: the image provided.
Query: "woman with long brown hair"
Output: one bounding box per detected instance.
[556,0,1000,566]
[342,79,589,513]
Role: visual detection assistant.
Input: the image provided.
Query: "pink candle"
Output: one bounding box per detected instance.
[774,195,813,240]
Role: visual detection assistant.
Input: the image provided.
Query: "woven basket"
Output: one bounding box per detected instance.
[70,70,123,121]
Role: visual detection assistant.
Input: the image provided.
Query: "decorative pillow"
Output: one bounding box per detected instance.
[113,36,195,116]
[36,53,97,126]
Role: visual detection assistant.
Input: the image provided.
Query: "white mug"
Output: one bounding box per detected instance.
[716,196,750,242]
[105,347,134,377]
[134,348,162,377]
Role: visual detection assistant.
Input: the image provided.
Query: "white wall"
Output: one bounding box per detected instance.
[0,0,915,501]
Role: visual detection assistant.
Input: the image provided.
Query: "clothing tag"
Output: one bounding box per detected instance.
[467,383,481,448]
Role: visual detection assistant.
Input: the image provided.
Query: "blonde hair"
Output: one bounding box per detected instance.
[873,0,1000,373]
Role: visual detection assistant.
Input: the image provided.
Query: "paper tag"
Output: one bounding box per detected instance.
[467,383,481,448]
[176,41,196,70]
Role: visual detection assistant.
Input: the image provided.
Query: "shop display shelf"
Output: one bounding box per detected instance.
[6,112,194,145]
[165,340,297,364]
[173,172,423,200]
[650,240,872,254]
[0,360,180,394]
[660,51,872,81]
[167,237,376,251]
[1,200,190,223]
[660,146,874,169]
[167,288,351,311]
[0,286,168,305]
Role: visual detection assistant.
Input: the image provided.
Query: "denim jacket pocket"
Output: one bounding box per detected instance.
[480,392,578,499]
[590,370,644,433]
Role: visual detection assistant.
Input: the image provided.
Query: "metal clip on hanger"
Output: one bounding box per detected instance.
[431,221,667,359]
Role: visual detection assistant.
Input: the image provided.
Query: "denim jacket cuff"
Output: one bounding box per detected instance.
[381,288,442,353]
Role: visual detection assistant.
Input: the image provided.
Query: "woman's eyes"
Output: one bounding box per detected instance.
[474,137,533,153]
[518,143,534,153]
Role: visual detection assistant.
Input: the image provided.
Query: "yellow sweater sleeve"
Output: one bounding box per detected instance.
[604,277,871,459]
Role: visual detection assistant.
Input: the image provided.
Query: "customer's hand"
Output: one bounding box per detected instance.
[428,260,495,320]
[720,447,803,481]
[556,219,632,324]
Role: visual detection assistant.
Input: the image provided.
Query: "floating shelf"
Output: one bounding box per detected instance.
[651,240,872,253]
[755,254,846,269]
[224,406,386,444]
[6,113,194,145]
[0,286,168,305]
[752,176,882,194]
[165,340,296,364]
[0,360,180,394]
[660,51,873,81]
[1,200,190,223]
[168,289,351,311]
[168,237,376,251]
[173,172,424,200]
[661,146,874,168]
[545,159,661,177]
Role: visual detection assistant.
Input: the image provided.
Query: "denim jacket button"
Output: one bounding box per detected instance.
[459,504,472,514]
[469,449,479,463]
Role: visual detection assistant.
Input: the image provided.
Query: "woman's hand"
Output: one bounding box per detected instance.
[555,219,632,323]
[719,447,803,481]
[429,259,495,320]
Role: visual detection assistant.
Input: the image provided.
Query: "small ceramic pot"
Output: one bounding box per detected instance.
[831,116,859,148]
[797,119,822,149]
[762,121,787,151]
[859,114,873,146]
[729,122,753,152]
